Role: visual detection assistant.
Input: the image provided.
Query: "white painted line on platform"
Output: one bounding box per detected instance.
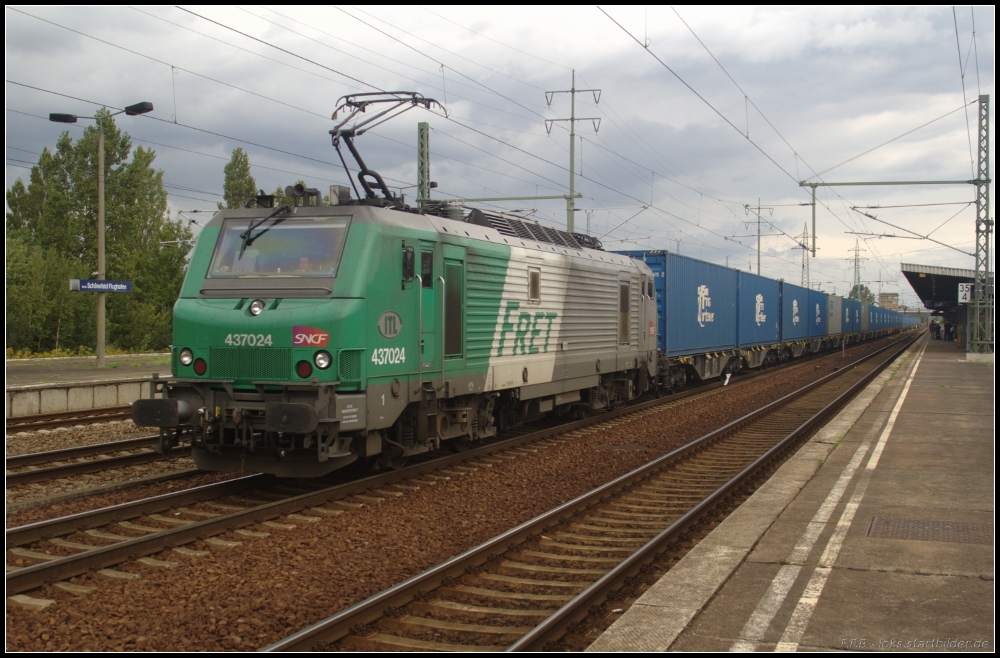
[774,342,927,653]
[730,341,926,652]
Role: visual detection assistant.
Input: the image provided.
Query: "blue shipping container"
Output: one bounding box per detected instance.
[781,282,810,341]
[665,253,737,356]
[737,271,780,347]
[807,289,828,337]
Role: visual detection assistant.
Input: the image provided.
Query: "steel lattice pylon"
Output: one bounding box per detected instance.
[970,95,994,354]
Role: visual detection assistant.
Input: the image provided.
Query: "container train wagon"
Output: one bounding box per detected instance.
[613,250,916,390]
[133,203,659,477]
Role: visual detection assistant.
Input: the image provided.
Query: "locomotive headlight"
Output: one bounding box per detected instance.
[314,350,332,370]
[179,348,194,366]
[249,299,266,316]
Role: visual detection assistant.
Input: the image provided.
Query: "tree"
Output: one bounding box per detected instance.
[849,283,876,305]
[5,109,192,354]
[220,147,257,209]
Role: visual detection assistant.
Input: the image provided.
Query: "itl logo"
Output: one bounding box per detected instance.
[792,300,800,325]
[755,294,767,326]
[815,303,822,324]
[697,285,714,327]
[377,311,402,339]
[293,326,329,346]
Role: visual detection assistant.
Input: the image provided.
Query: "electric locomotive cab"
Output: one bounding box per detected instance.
[133,200,367,477]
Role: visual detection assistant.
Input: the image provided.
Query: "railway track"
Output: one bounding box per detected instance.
[4,333,911,601]
[261,332,919,652]
[5,436,190,486]
[1,334,867,490]
[6,406,133,432]
[4,340,833,596]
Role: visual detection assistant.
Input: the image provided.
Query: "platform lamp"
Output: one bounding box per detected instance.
[50,102,153,368]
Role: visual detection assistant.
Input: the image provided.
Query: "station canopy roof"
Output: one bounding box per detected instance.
[900,263,991,315]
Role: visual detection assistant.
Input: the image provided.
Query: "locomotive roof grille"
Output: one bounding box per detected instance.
[467,208,584,250]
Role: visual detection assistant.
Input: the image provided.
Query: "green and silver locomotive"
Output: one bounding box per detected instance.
[133,93,659,476]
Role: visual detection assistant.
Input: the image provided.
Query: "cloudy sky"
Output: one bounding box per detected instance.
[5,6,995,308]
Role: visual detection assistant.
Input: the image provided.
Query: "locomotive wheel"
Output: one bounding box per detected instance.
[380,455,408,470]
[448,437,473,453]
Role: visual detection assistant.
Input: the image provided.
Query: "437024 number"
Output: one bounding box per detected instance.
[224,333,273,347]
[371,347,405,365]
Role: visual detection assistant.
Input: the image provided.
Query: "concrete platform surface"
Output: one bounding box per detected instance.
[589,335,994,653]
[6,353,170,388]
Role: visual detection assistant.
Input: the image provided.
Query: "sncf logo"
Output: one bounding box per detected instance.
[293,326,329,346]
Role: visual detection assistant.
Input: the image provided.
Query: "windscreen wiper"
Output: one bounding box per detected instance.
[239,204,289,259]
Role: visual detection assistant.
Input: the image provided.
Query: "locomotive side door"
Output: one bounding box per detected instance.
[443,244,466,384]
[420,242,437,374]
[639,274,649,353]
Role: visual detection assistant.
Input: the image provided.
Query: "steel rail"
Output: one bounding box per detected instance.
[508,332,920,650]
[3,384,710,595]
[6,475,264,546]
[5,331,913,597]
[6,435,162,469]
[6,405,133,431]
[5,446,190,486]
[261,332,918,652]
[2,341,806,595]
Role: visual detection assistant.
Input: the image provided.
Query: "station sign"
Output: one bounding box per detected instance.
[69,279,133,293]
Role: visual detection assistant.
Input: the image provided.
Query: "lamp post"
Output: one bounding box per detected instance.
[50,102,153,367]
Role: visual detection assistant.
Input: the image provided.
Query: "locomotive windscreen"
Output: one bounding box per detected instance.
[207,216,351,278]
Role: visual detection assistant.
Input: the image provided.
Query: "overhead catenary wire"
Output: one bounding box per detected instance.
[7,7,335,122]
[599,6,800,185]
[952,6,976,179]
[6,108,352,187]
[6,80,354,175]
[243,6,547,127]
[173,5,380,91]
[800,101,977,182]
[643,6,931,275]
[7,6,936,290]
[160,5,773,263]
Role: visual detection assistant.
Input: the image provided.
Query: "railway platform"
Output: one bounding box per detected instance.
[6,353,169,388]
[5,354,168,418]
[589,335,994,652]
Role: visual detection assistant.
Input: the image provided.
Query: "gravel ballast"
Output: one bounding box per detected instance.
[5,421,150,458]
[5,339,903,651]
